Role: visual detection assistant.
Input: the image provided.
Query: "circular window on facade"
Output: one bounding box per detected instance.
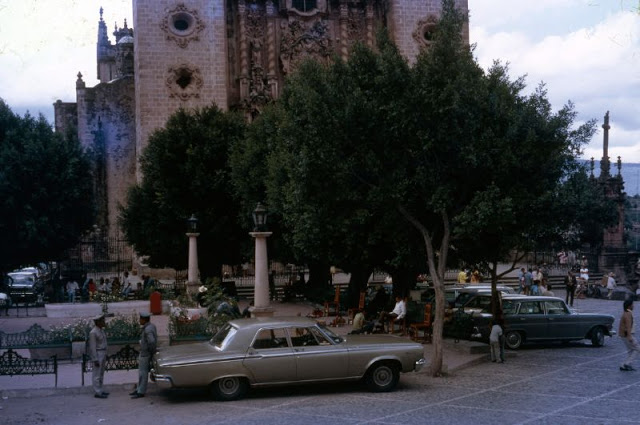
[160,5,205,48]
[413,15,439,49]
[171,12,195,35]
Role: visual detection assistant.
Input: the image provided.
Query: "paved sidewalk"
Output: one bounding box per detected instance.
[0,300,489,398]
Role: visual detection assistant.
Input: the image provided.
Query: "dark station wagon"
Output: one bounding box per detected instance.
[472,295,616,349]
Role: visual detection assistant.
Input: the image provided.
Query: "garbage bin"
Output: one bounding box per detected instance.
[150,290,162,315]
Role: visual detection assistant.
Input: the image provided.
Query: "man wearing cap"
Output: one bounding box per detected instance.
[130,312,157,399]
[88,314,108,398]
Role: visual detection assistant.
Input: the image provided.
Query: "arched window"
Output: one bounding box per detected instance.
[292,0,317,12]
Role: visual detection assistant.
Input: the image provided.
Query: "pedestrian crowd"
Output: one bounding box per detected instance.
[63,271,158,303]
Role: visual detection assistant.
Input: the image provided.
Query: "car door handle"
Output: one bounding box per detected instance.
[294,348,304,353]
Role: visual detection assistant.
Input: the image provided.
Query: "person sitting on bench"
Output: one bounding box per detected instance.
[378,296,406,333]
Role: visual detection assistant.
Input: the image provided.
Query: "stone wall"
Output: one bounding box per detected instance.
[133,0,229,181]
[76,77,137,236]
[53,100,77,137]
[387,0,469,64]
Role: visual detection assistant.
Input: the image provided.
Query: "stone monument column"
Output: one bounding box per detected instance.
[186,215,200,293]
[249,231,274,317]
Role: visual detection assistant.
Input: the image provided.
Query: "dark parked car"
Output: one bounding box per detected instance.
[421,284,515,305]
[472,295,616,349]
[6,271,44,305]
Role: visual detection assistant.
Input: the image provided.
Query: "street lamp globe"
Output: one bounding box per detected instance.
[252,203,268,231]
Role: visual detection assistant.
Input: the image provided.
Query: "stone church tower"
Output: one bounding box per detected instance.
[55,0,469,239]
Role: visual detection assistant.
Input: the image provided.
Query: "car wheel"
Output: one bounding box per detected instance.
[505,331,523,350]
[591,327,605,347]
[210,377,248,401]
[365,362,400,392]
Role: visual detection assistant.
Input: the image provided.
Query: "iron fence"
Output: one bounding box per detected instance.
[63,236,133,280]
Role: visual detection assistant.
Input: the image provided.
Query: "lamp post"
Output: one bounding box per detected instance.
[186,214,200,294]
[249,203,274,317]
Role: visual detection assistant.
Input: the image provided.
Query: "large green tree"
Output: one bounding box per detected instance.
[233,0,602,375]
[119,105,246,279]
[0,99,94,272]
[232,36,425,302]
[374,1,601,374]
[450,69,608,313]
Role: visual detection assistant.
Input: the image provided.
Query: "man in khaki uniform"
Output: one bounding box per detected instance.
[130,312,157,398]
[89,314,108,398]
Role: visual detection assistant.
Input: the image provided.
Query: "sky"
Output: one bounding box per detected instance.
[0,0,638,164]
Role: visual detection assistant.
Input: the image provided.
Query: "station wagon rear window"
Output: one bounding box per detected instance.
[518,301,542,314]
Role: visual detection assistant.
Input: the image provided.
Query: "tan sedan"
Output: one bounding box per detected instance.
[151,317,426,400]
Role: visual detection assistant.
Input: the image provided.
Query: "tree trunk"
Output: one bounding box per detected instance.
[307,260,330,289]
[430,273,445,375]
[347,266,371,308]
[398,206,450,377]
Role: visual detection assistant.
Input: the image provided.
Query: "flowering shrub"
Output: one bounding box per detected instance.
[105,314,141,342]
[49,318,92,342]
[48,315,140,342]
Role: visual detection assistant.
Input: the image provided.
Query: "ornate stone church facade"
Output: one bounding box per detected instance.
[54,0,469,239]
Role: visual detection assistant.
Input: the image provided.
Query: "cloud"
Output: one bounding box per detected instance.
[471,5,640,162]
[0,0,132,119]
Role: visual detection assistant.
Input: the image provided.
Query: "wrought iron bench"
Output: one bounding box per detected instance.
[0,349,58,387]
[81,344,140,386]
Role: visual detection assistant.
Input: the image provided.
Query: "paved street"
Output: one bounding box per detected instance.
[1,295,639,424]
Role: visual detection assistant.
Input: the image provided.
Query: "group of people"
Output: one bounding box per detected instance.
[65,271,142,303]
[350,295,407,335]
[89,311,157,399]
[457,269,482,284]
[517,266,554,297]
[565,267,617,306]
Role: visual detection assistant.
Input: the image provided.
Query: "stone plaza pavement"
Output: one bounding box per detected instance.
[2,293,639,425]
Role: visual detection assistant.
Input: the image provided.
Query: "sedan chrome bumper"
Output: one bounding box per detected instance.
[151,371,174,389]
[415,358,426,372]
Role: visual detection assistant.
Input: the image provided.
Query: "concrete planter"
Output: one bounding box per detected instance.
[45,300,172,318]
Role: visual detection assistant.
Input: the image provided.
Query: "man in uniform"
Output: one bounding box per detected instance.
[89,314,108,398]
[130,312,157,398]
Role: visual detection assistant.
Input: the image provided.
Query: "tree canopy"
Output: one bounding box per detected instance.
[234,0,603,375]
[119,105,247,279]
[0,99,94,271]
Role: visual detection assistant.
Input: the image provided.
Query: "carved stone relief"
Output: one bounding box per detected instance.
[412,15,439,49]
[160,3,206,48]
[347,7,365,43]
[165,64,204,100]
[279,19,331,75]
[241,3,272,118]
